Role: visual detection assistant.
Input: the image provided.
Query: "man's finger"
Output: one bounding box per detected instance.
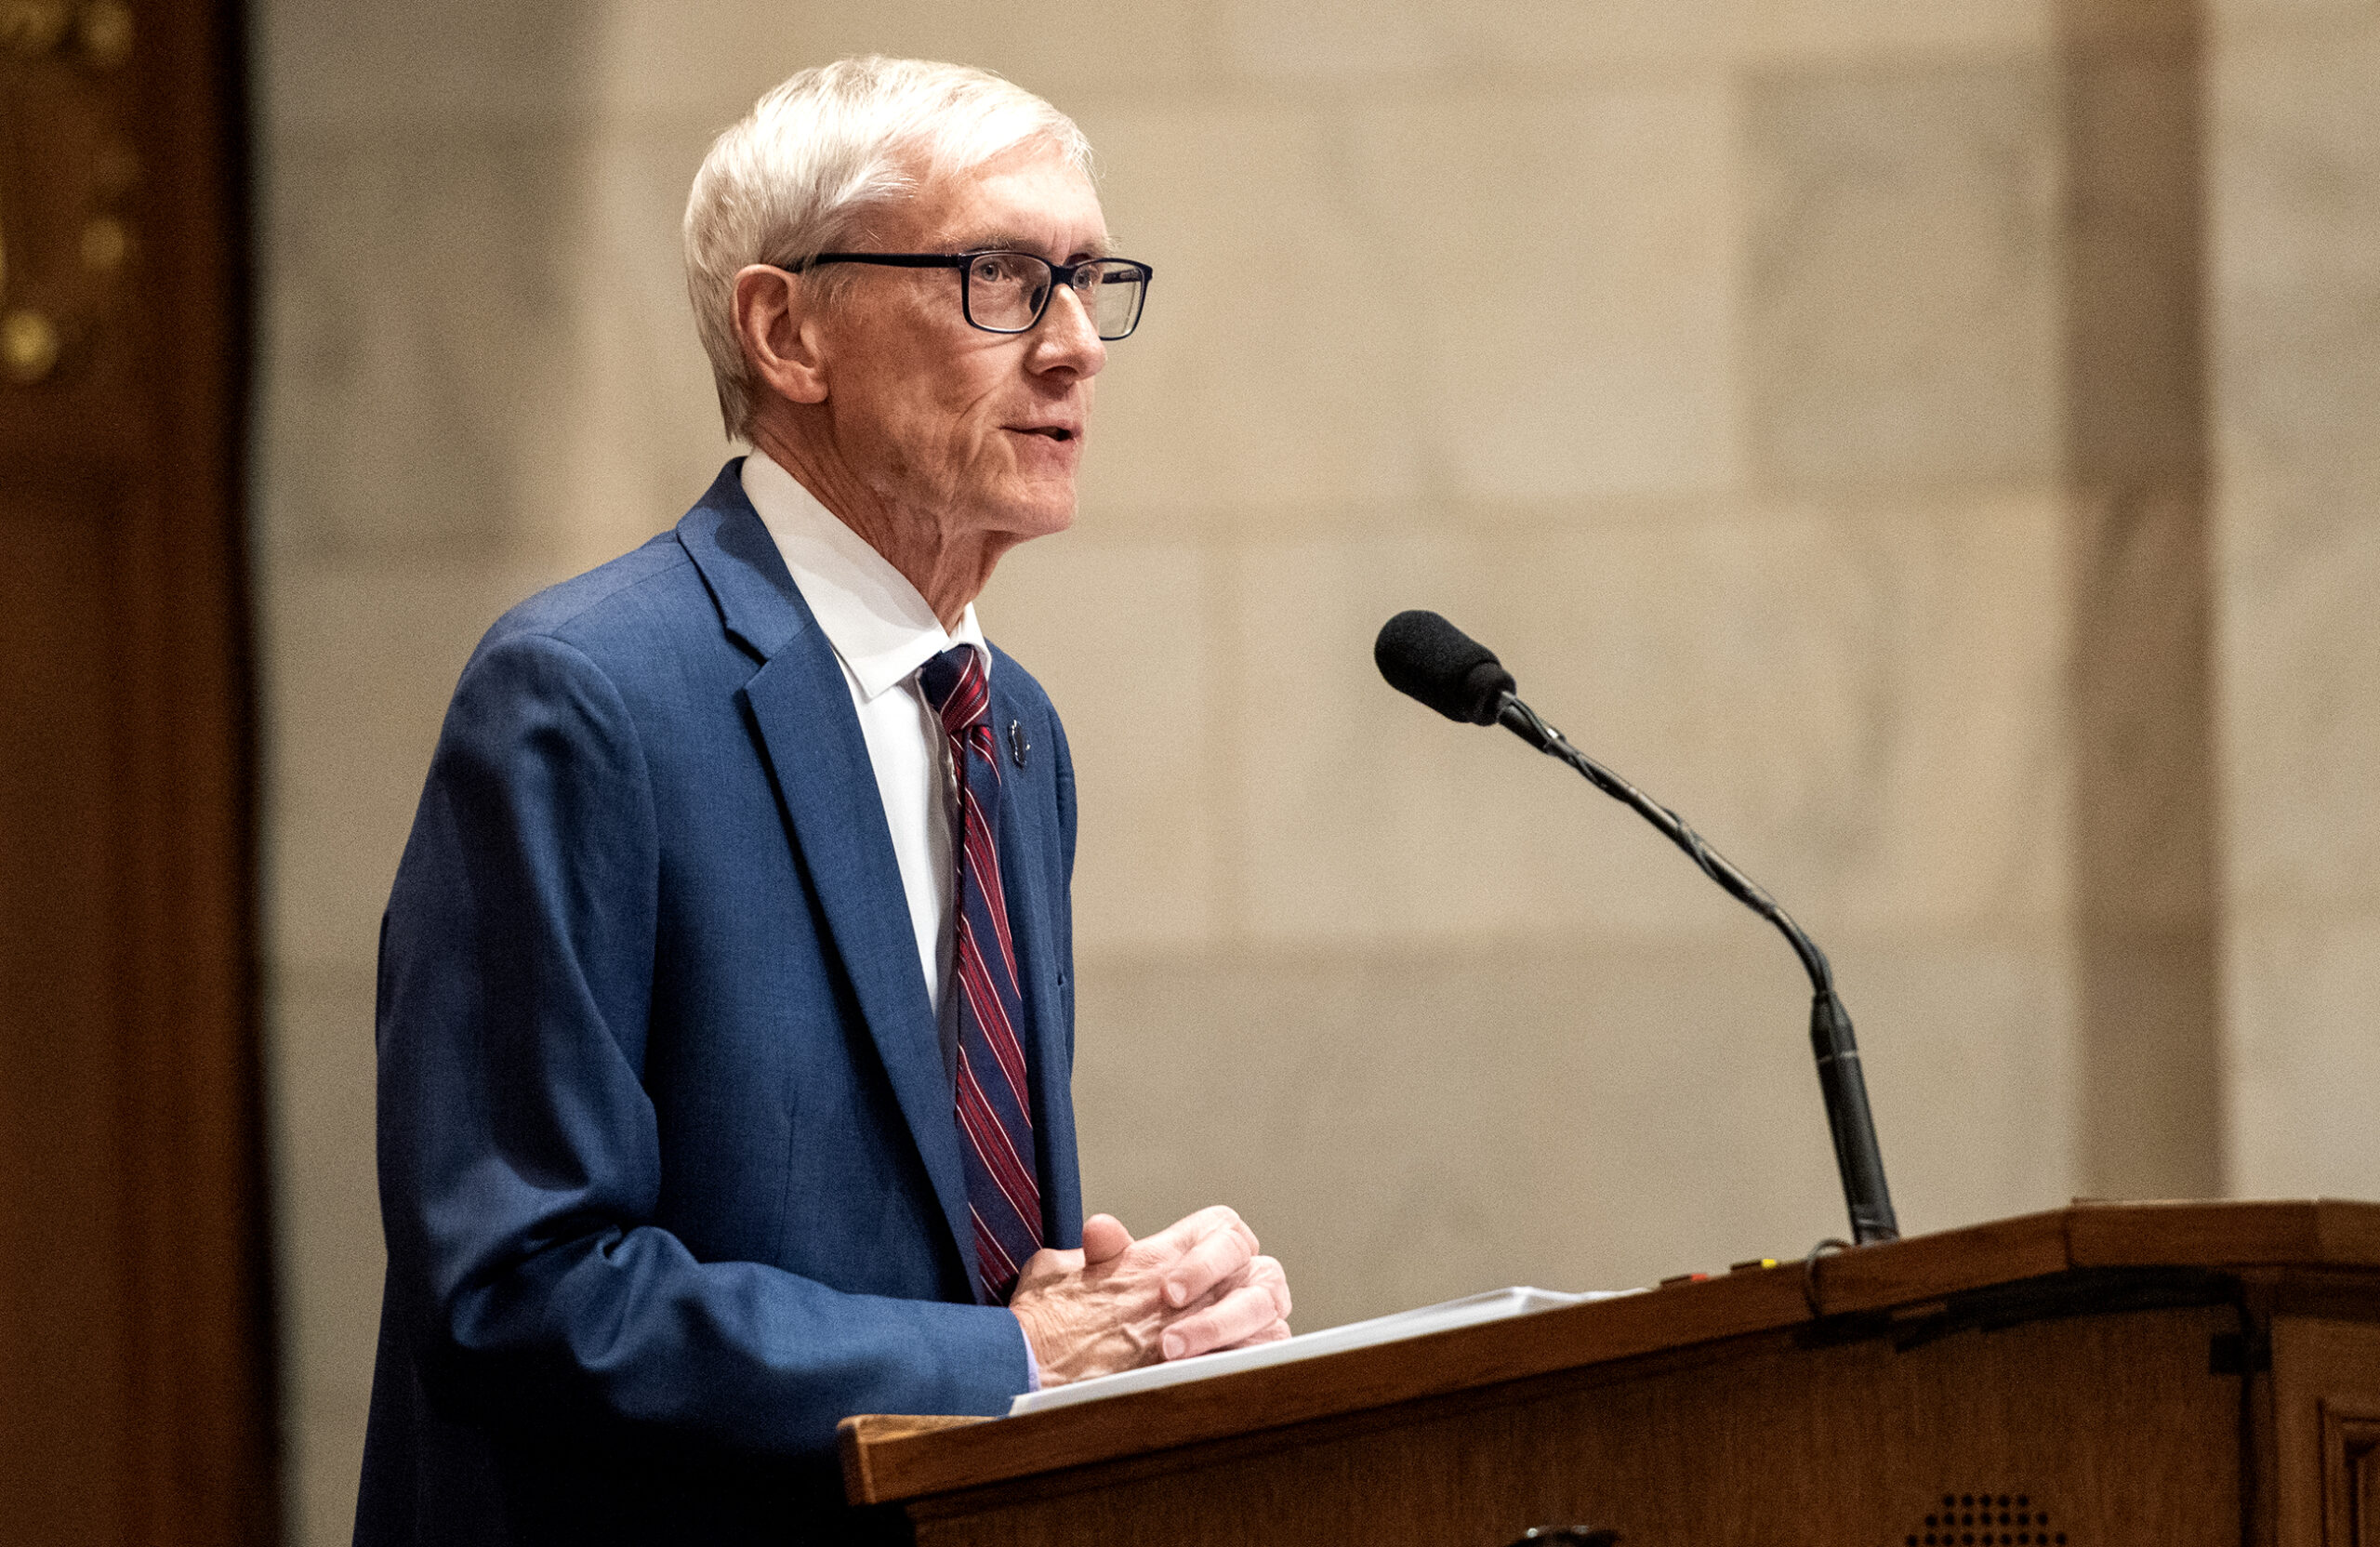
[1245,1255,1291,1320]
[1079,1213,1133,1263]
[1177,1252,1290,1317]
[1011,1244,1086,1292]
[1160,1214,1257,1308]
[1159,1281,1284,1360]
[1136,1204,1253,1265]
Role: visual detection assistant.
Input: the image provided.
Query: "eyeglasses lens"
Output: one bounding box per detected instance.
[1082,263,1146,340]
[965,253,1146,339]
[966,253,1045,332]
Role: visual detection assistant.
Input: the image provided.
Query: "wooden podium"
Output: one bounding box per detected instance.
[840,1201,2380,1546]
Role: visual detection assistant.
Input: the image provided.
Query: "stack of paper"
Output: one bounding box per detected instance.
[1010,1285,1639,1417]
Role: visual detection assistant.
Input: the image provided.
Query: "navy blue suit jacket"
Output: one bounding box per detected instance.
[356,463,1084,1545]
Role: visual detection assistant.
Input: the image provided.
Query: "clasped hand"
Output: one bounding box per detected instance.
[1009,1206,1291,1387]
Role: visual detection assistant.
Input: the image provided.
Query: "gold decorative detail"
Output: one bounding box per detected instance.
[0,7,136,385]
[0,0,70,54]
[80,215,126,273]
[4,310,61,383]
[76,0,127,67]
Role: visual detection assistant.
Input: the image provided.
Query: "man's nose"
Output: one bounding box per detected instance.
[1029,283,1106,377]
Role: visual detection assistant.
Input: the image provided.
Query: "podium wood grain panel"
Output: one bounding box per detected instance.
[908,1307,2237,1547]
[846,1204,2380,1547]
[2274,1318,2380,1547]
[2068,1199,2329,1266]
[1803,1208,2070,1316]
[2316,1204,2380,1270]
[843,1263,1817,1502]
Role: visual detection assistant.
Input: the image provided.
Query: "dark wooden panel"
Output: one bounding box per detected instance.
[0,0,270,1540]
[2271,1319,2380,1547]
[910,1306,2241,1547]
[2070,1199,2327,1267]
[2318,1400,2380,1547]
[0,475,133,1545]
[1811,1207,2071,1314]
[2320,1203,2380,1269]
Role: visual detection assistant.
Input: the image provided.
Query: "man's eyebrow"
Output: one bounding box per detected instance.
[948,231,1115,259]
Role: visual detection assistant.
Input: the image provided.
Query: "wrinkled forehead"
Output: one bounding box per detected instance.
[885,141,1110,259]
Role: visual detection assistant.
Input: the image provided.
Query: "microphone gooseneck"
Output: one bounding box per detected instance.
[1373,612,1900,1247]
[1490,694,1833,991]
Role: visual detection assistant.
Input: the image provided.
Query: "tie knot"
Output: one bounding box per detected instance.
[918,644,988,733]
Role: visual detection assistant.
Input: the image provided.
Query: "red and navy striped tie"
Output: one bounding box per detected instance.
[919,645,1042,1303]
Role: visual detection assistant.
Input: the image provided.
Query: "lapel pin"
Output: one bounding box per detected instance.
[1008,719,1029,769]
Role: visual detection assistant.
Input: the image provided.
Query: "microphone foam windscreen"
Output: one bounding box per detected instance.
[1374,610,1517,725]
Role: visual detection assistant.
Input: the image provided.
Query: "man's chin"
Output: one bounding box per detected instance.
[983,489,1078,543]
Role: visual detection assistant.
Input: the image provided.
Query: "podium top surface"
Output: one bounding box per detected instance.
[839,1198,2380,1508]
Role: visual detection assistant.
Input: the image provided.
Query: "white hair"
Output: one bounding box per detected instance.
[682,57,1093,440]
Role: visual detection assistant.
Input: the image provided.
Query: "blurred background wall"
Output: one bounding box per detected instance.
[247,0,2380,1540]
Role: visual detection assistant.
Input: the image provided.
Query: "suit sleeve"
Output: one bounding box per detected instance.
[375,628,1033,1460]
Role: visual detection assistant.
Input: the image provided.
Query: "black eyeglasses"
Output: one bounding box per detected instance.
[786,250,1153,340]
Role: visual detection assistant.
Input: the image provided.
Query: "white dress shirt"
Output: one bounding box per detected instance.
[740,451,985,1053]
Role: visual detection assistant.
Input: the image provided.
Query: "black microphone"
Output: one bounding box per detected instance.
[1375,609,1515,725]
[1373,611,1900,1247]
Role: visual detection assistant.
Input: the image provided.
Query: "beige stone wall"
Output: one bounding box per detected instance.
[252,2,2376,1542]
[2208,0,2380,1198]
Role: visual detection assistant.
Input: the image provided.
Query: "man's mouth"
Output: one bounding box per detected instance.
[1012,425,1078,443]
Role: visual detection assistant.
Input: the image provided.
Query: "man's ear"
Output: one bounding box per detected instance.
[732,264,829,406]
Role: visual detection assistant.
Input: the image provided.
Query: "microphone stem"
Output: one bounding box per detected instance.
[1495,695,1830,989]
[1495,693,1900,1246]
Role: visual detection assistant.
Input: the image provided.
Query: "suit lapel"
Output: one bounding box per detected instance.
[676,464,976,1278]
[988,665,1083,1250]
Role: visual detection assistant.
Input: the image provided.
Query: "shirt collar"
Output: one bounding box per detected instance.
[740,450,986,702]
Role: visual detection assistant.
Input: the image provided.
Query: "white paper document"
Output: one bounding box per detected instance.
[1009,1285,1640,1417]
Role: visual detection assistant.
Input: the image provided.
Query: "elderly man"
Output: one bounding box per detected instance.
[356,58,1289,1547]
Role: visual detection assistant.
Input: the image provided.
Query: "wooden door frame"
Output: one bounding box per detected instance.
[0,0,275,1540]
